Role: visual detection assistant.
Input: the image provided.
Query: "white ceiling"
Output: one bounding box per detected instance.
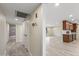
[43,3,79,26]
[0,3,40,24]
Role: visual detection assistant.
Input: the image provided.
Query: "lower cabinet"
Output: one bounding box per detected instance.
[63,34,73,42]
[63,34,76,43]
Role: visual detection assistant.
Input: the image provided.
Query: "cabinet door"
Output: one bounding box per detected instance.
[63,35,69,42]
[63,21,66,30]
[69,24,73,30]
[73,23,77,32]
[66,22,69,30]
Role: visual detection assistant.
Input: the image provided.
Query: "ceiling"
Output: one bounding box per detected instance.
[0,3,40,24]
[43,3,79,26]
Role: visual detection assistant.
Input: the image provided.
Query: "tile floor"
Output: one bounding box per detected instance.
[46,36,79,56]
[6,39,30,56]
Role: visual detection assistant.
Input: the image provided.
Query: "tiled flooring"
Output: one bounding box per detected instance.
[6,39,30,56]
[46,37,79,56]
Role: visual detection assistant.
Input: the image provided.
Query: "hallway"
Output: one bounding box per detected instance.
[0,3,43,56]
[6,39,30,56]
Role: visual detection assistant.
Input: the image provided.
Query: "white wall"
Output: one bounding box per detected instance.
[0,11,7,55]
[42,4,63,55]
[29,5,44,56]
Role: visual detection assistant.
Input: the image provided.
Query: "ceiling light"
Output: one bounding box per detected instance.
[69,14,73,18]
[15,18,18,21]
[55,3,60,7]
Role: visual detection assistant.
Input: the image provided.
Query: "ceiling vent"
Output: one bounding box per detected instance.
[16,11,29,18]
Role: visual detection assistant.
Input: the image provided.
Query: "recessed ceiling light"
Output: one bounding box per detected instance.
[55,3,60,7]
[15,18,18,21]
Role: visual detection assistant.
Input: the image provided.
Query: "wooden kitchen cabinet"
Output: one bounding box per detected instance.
[63,35,69,42]
[63,20,77,42]
[66,22,70,30]
[63,20,66,30]
[63,20,77,31]
[63,34,73,42]
[63,20,71,30]
[72,23,77,32]
[69,23,73,30]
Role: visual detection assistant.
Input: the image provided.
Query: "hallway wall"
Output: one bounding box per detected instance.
[29,5,43,56]
[0,11,7,55]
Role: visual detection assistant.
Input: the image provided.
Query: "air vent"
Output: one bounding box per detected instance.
[16,11,29,18]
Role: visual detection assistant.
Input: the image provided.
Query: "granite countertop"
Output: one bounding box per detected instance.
[62,30,76,35]
[63,32,76,35]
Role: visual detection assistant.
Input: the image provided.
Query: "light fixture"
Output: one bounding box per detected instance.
[55,3,60,7]
[68,14,75,21]
[15,18,18,21]
[69,14,73,18]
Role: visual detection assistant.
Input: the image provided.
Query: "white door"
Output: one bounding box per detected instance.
[23,21,30,51]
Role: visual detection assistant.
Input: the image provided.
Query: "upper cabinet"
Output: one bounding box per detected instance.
[63,20,70,30]
[72,23,77,32]
[69,23,73,30]
[63,20,77,32]
[63,20,67,30]
[66,22,70,30]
